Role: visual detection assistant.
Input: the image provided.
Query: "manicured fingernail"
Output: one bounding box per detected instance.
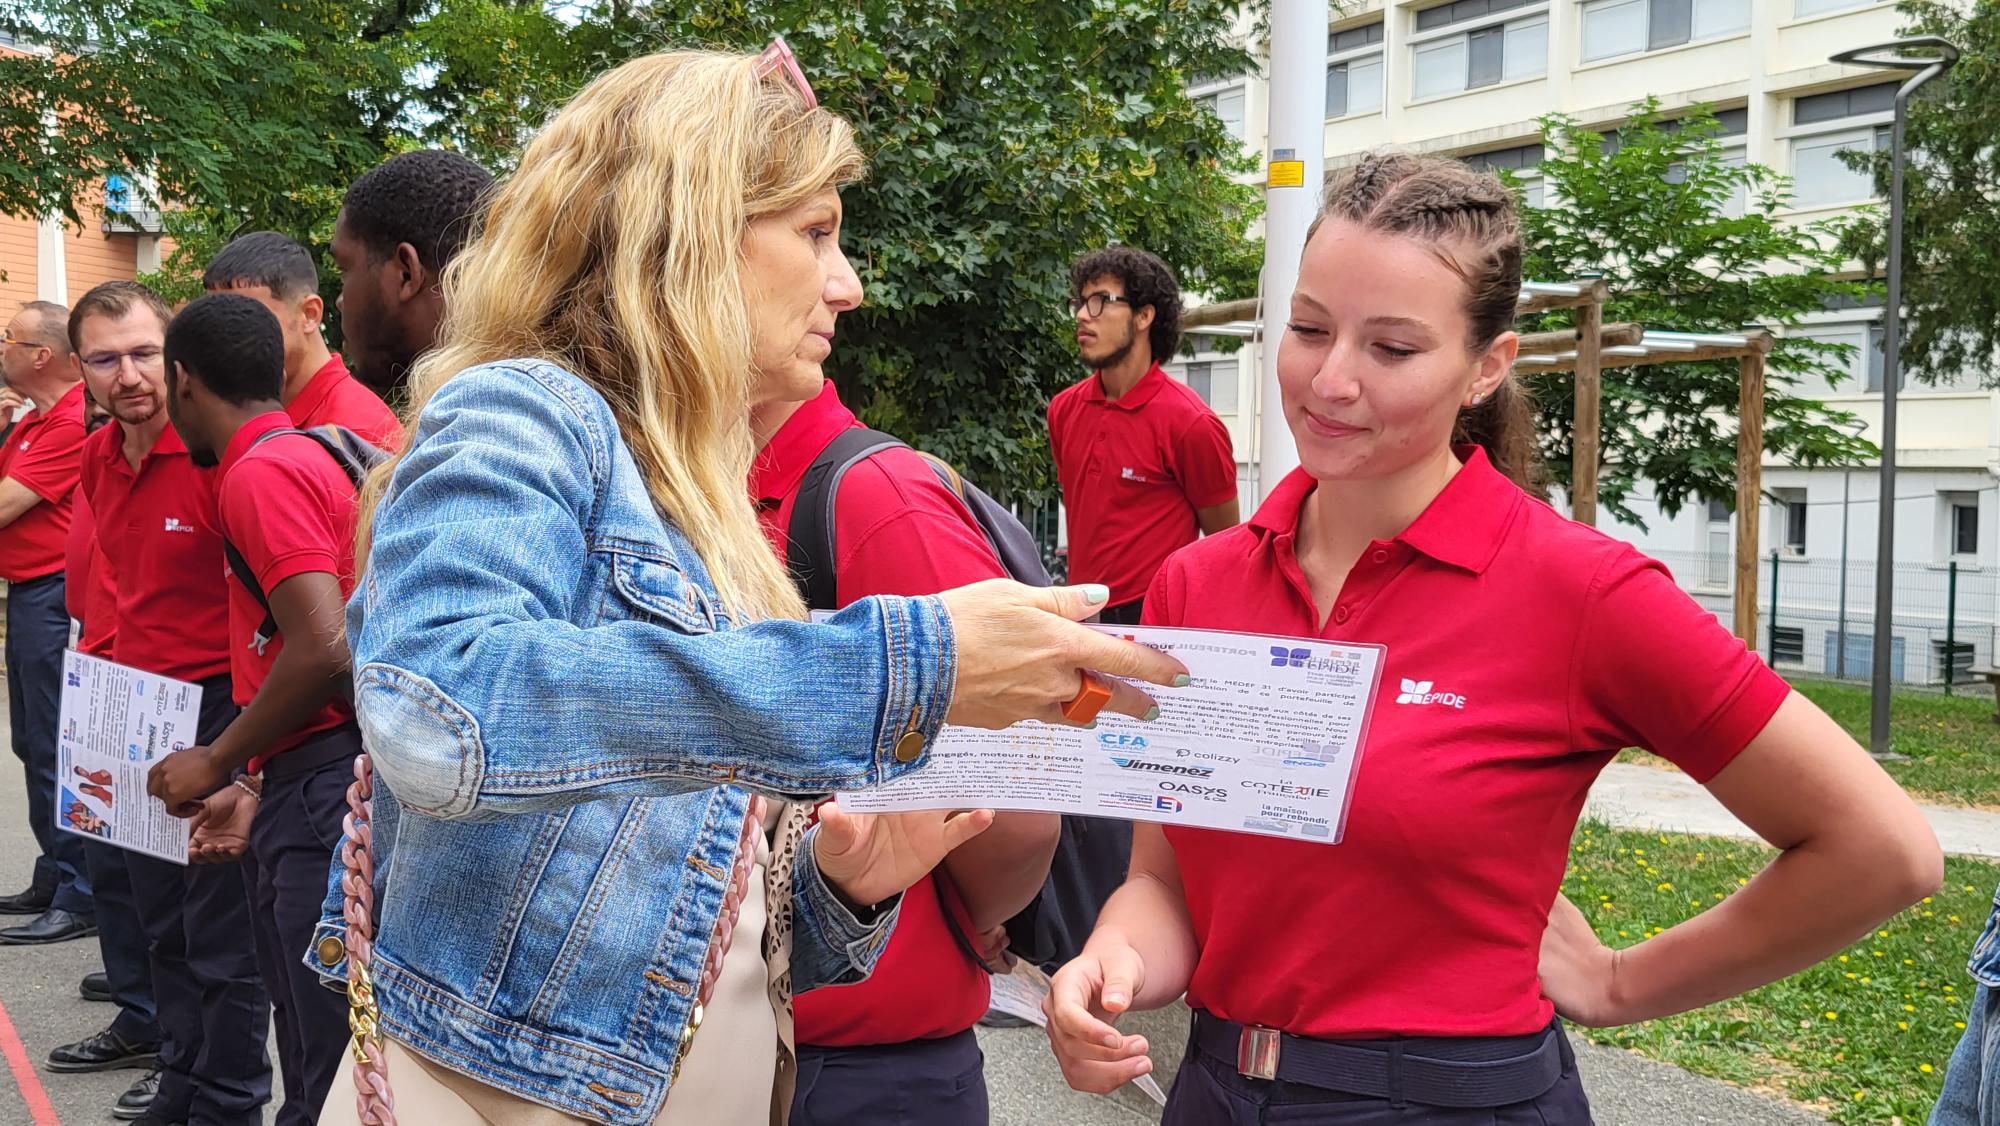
[1080,584,1110,606]
[1106,992,1126,1007]
[1172,674,1191,688]
[1143,706,1160,722]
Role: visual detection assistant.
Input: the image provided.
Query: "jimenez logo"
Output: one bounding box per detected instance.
[162,517,196,534]
[1110,757,1214,778]
[1395,678,1467,709]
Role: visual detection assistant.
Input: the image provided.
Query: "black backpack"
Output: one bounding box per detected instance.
[784,427,1131,974]
[219,426,389,679]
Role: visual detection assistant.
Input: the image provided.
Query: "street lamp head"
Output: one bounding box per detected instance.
[1831,36,1960,74]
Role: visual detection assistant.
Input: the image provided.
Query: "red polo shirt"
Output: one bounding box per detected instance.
[752,381,1005,1047]
[62,489,116,658]
[80,422,230,684]
[216,412,360,772]
[1145,447,1791,1040]
[1048,364,1235,606]
[288,354,402,452]
[0,382,88,583]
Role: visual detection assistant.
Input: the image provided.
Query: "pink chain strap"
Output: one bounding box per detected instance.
[342,753,395,1125]
[339,753,764,1108]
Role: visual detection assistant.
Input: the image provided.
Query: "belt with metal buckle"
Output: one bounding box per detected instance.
[1194,1010,1571,1109]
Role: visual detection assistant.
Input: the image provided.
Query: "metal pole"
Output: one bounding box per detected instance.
[1769,549,1780,668]
[1831,37,1959,757]
[1255,0,1329,502]
[1837,468,1851,678]
[1945,559,1958,694]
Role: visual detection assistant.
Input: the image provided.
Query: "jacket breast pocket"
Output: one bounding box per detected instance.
[601,549,716,634]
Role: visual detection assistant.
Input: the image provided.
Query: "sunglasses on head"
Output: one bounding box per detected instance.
[755,37,818,110]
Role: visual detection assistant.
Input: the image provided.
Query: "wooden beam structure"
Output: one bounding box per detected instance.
[1571,298,1606,527]
[1513,336,1776,376]
[1733,349,1768,651]
[1183,297,1260,330]
[1513,321,1642,356]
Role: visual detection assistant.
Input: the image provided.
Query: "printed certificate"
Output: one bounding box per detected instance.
[837,626,1383,844]
[55,650,200,864]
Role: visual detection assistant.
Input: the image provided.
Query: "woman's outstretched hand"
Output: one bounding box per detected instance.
[938,581,1188,729]
[814,803,995,910]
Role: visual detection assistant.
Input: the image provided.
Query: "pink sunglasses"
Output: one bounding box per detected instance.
[755,36,818,109]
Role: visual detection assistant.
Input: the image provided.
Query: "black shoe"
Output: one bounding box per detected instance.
[112,1068,162,1120]
[0,908,96,945]
[0,884,54,915]
[46,1026,159,1073]
[81,970,112,1002]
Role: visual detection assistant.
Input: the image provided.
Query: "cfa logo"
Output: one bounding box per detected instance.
[1394,678,1467,709]
[1097,733,1149,749]
[1111,758,1214,778]
[162,517,196,534]
[1153,795,1184,813]
[1158,781,1227,800]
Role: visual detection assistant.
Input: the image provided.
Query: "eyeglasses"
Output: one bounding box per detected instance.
[80,347,164,376]
[755,37,818,110]
[1069,293,1135,319]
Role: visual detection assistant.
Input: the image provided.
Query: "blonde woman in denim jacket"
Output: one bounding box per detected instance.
[310,46,1183,1126]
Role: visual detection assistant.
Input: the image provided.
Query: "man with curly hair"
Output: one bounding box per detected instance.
[1049,247,1238,625]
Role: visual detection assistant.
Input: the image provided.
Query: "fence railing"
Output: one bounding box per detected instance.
[1648,548,1997,688]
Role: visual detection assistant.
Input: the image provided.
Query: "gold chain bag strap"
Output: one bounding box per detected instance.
[339,756,768,1122]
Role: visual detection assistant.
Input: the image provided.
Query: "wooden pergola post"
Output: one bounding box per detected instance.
[1569,284,1608,527]
[1733,348,1768,651]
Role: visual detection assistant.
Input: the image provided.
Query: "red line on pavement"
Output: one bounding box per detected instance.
[0,993,60,1126]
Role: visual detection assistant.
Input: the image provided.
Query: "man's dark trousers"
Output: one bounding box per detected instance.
[242,725,358,1126]
[126,674,271,1126]
[83,838,160,1044]
[7,572,92,910]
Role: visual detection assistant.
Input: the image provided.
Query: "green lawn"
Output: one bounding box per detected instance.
[1619,677,1999,808]
[1569,821,1998,1124]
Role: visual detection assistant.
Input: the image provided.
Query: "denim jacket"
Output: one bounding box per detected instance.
[1969,884,2000,989]
[303,358,956,1124]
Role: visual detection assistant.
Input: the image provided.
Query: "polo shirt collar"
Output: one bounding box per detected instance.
[46,381,84,420]
[286,354,350,426]
[1249,446,1520,575]
[1080,363,1169,411]
[750,380,857,505]
[217,410,294,481]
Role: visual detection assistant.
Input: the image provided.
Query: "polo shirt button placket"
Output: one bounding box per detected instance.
[1370,548,1391,565]
[1332,605,1351,626]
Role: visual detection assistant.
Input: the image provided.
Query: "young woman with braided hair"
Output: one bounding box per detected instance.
[1044,151,1942,1124]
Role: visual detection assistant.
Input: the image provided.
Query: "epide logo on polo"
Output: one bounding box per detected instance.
[162,517,197,534]
[1395,678,1466,709]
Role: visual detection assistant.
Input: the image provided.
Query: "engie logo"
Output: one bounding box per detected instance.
[162,517,196,534]
[1394,678,1466,709]
[1110,758,1214,778]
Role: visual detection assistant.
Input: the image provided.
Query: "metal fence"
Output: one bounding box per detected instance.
[1648,549,1998,688]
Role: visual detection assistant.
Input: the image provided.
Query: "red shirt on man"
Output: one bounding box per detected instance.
[287,353,401,451]
[1144,447,1790,1041]
[1048,364,1235,607]
[752,381,1005,1047]
[0,382,88,583]
[215,412,361,773]
[63,489,116,658]
[80,422,230,684]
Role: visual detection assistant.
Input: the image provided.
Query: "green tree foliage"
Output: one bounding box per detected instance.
[1519,102,1874,525]
[0,0,1261,504]
[1838,1,2000,389]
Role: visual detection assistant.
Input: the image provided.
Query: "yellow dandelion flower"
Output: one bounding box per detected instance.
[1922,1064,1935,1074]
[1845,972,1858,980]
[1907,1004,1918,1012]
[1959,1022,1969,1030]
[1840,955,1850,963]
[1657,882,1674,892]
[1899,1021,1910,1031]
[1825,1011,1838,1020]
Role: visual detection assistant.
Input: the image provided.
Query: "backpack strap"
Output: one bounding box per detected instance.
[222,538,279,658]
[783,427,906,611]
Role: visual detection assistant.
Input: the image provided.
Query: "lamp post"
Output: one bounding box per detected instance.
[1827,36,1959,758]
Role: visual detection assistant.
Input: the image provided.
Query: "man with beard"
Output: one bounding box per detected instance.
[1048,247,1238,626]
[326,149,493,395]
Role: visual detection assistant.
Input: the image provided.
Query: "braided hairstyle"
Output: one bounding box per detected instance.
[1312,152,1543,493]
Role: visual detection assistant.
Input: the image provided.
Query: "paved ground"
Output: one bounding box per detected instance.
[1586,761,2000,859]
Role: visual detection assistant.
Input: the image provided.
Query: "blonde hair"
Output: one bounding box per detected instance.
[358,49,864,622]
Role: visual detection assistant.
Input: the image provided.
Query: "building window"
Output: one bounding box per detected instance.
[1462,142,1546,207]
[1178,359,1239,415]
[1581,0,1749,62]
[1606,108,1751,216]
[1193,80,1248,143]
[1952,499,1979,558]
[1787,83,1896,208]
[1703,498,1732,588]
[1794,319,1905,395]
[1776,489,1808,556]
[1795,0,1873,16]
[1411,1,1548,100]
[1326,22,1386,119]
[1862,322,1905,393]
